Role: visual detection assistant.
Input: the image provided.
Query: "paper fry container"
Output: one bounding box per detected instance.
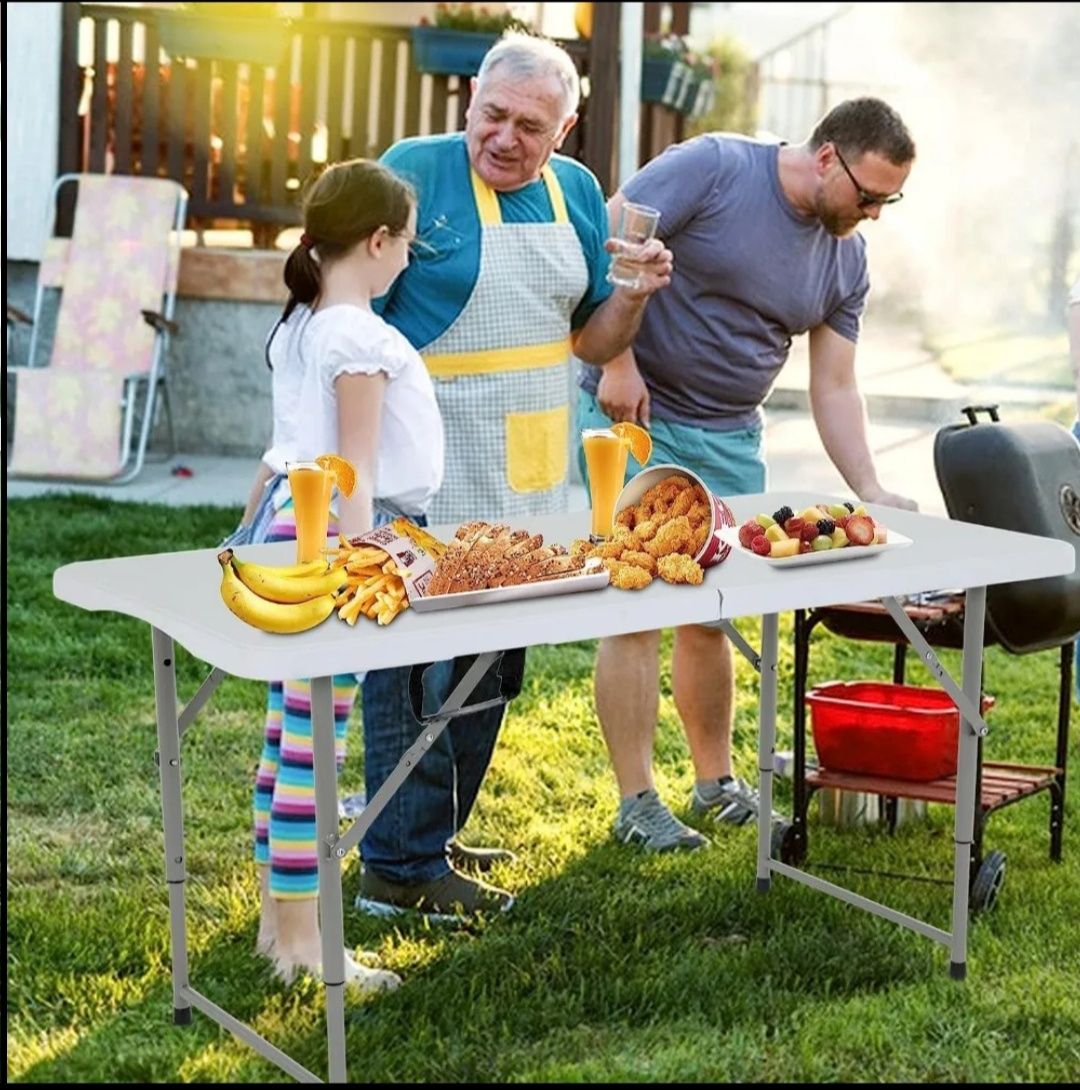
[614,463,737,568]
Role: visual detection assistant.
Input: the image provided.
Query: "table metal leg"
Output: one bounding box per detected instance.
[757,613,779,891]
[151,627,192,1025]
[310,674,348,1083]
[949,585,986,980]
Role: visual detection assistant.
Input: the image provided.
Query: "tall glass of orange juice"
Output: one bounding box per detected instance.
[582,429,630,541]
[286,461,334,563]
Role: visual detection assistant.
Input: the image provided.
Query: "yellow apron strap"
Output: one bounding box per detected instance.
[540,165,570,225]
[471,165,570,226]
[470,168,502,226]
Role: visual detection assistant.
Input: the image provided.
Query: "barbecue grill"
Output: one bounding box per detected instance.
[777,407,1080,912]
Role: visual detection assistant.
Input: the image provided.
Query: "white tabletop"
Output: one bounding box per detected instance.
[53,492,1074,682]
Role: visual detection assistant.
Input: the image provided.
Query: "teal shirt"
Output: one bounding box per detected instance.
[375,133,613,349]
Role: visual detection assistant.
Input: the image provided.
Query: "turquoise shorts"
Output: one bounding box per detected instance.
[575,389,767,499]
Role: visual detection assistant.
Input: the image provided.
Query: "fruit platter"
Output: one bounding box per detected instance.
[718,501,912,568]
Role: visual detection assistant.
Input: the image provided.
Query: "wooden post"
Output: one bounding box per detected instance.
[585,1,619,194]
[57,2,82,234]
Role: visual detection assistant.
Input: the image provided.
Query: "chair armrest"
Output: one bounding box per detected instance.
[6,305,33,326]
[141,309,179,336]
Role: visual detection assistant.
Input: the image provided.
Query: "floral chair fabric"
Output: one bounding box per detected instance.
[9,175,184,480]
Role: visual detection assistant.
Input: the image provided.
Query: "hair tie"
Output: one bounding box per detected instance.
[300,232,315,249]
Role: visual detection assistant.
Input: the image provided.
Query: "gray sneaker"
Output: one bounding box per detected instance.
[613,789,709,852]
[356,866,514,923]
[691,776,779,826]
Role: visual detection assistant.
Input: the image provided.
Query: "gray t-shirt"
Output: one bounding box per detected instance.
[579,134,870,431]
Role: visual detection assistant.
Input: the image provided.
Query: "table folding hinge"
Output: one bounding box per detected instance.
[326,833,346,860]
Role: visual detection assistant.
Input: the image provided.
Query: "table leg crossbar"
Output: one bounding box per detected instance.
[150,630,502,1082]
[713,591,988,979]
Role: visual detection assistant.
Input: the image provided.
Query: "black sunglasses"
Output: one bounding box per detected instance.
[833,145,904,208]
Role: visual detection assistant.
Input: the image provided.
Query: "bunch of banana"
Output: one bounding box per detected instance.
[217,549,348,634]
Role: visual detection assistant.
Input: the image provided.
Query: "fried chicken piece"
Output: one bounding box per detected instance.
[620,550,657,576]
[644,515,693,558]
[687,501,711,528]
[606,560,654,590]
[668,488,697,519]
[570,538,593,557]
[613,525,643,552]
[691,484,708,505]
[657,553,704,585]
[589,539,626,560]
[662,474,692,492]
[635,518,659,543]
[690,521,711,555]
[634,500,655,525]
[615,506,636,530]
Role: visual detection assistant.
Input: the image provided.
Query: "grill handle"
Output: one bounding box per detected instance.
[961,404,1001,426]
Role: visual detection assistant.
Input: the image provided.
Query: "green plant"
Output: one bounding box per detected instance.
[420,2,534,35]
[685,35,757,136]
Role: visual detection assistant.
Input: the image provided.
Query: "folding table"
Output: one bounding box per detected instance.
[52,492,1074,1083]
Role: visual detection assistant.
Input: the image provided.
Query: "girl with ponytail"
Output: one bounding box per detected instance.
[235,159,444,990]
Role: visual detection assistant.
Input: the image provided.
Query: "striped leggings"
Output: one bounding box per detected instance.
[252,499,361,899]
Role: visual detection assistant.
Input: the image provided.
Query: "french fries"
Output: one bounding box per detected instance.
[329,541,411,627]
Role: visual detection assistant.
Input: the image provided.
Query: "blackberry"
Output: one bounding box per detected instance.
[772,505,794,525]
[843,501,855,513]
[816,518,835,535]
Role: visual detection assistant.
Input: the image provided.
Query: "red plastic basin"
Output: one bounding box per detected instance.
[806,681,994,782]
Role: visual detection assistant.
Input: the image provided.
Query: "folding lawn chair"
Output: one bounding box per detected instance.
[6,174,188,483]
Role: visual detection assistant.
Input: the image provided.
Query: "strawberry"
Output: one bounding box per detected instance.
[845,514,875,546]
[799,523,820,543]
[783,516,805,535]
[799,539,813,554]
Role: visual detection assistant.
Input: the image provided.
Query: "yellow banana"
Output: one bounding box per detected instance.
[217,552,336,633]
[224,549,348,604]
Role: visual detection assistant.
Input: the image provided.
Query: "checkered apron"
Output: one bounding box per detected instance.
[421,165,589,524]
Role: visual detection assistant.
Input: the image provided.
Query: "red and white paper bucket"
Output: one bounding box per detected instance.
[614,463,737,569]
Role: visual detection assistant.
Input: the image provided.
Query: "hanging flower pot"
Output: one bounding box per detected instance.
[641,56,686,107]
[410,25,500,76]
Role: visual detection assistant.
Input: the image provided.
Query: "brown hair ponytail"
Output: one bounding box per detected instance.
[266,159,416,367]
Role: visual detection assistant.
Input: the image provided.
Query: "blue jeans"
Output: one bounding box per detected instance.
[361,649,526,884]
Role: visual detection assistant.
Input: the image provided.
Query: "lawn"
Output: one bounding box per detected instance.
[7,496,1080,1083]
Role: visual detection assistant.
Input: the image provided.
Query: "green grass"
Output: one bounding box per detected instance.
[8,495,1080,1083]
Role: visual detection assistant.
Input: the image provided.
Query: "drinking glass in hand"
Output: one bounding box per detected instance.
[606,202,661,290]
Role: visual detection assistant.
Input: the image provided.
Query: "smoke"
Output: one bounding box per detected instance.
[862,2,1080,335]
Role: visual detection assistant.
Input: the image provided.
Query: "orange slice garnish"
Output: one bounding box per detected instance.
[316,453,357,499]
[610,421,652,466]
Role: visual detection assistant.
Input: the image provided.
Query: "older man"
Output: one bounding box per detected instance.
[356,35,673,918]
[577,98,918,850]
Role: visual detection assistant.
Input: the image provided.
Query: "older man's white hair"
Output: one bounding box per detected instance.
[476,33,581,119]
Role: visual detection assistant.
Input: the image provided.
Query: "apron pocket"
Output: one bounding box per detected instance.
[506,405,568,493]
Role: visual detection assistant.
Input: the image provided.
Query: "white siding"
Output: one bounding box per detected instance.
[6,3,62,261]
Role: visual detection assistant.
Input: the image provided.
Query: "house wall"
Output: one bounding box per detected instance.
[6,2,62,261]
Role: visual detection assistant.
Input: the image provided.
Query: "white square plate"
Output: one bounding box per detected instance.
[717,526,913,568]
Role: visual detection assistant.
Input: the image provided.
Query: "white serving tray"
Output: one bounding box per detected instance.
[410,568,611,612]
[716,526,913,568]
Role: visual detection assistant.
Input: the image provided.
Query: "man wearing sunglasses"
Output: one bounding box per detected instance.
[576,98,919,851]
